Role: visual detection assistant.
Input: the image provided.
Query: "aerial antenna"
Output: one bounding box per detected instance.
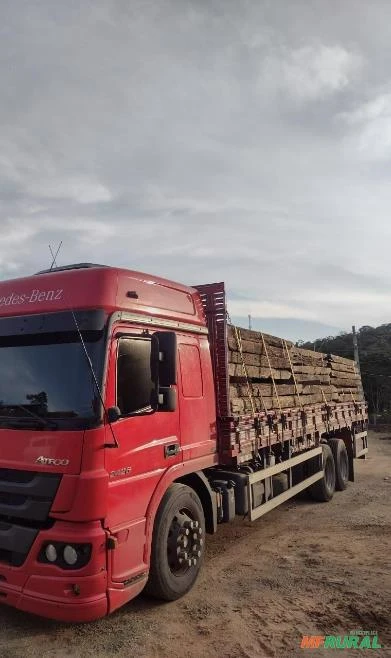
[45,240,119,448]
[70,309,120,449]
[48,241,63,270]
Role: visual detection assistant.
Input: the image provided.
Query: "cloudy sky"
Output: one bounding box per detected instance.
[1,0,391,341]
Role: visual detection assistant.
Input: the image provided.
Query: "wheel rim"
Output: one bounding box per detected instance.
[167,508,203,576]
[340,451,348,482]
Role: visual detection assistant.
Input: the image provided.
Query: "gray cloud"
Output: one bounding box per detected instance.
[1,0,391,339]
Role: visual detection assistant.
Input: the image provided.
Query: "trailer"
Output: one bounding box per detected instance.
[0,264,368,621]
[196,282,367,522]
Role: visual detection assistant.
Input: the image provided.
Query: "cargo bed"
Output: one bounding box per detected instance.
[195,282,368,466]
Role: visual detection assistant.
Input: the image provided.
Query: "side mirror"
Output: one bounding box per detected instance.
[158,387,177,412]
[150,334,160,393]
[154,331,177,386]
[107,406,122,423]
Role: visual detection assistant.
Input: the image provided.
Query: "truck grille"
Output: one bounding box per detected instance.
[0,469,61,567]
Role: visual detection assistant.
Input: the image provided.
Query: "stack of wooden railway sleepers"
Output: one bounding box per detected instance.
[227,325,364,416]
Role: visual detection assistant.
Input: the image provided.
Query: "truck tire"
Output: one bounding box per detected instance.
[145,483,205,601]
[309,444,336,502]
[328,438,349,491]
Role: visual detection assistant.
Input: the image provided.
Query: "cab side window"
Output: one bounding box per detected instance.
[179,343,203,398]
[117,337,154,415]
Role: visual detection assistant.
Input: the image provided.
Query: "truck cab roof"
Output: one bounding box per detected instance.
[0,263,206,327]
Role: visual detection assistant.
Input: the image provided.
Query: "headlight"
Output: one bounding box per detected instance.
[45,544,57,562]
[39,542,92,569]
[63,545,78,566]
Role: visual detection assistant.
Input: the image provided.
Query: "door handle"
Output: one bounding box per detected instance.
[164,443,180,458]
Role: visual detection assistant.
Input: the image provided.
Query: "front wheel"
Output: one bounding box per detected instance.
[144,483,205,601]
[309,444,336,502]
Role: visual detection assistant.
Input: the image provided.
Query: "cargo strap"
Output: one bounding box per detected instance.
[231,324,271,416]
[350,363,357,403]
[321,388,329,405]
[318,368,329,406]
[260,333,282,415]
[308,349,331,434]
[282,339,303,409]
[233,325,256,416]
[307,350,329,405]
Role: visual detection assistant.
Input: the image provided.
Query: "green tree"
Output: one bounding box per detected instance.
[303,324,391,422]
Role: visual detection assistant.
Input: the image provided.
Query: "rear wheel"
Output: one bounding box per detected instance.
[328,438,349,491]
[309,444,336,502]
[145,483,205,601]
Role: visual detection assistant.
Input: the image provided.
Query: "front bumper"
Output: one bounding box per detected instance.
[0,520,109,622]
[0,572,108,622]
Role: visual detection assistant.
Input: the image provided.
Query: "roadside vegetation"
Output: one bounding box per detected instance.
[301,324,391,424]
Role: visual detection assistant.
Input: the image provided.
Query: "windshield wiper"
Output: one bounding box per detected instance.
[0,417,58,430]
[0,405,58,430]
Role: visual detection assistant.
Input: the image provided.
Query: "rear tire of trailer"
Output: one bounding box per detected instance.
[144,483,205,601]
[328,438,349,491]
[309,444,336,502]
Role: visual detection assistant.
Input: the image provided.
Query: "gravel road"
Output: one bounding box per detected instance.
[1,431,390,658]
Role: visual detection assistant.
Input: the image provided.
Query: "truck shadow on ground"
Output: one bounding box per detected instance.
[0,592,165,639]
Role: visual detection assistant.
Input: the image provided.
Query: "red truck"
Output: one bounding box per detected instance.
[0,263,368,622]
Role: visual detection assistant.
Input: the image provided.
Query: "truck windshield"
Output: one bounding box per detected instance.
[0,310,107,430]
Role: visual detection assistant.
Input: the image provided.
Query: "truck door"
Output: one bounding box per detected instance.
[104,328,181,585]
[177,334,217,460]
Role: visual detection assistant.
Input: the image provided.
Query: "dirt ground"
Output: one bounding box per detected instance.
[1,431,390,658]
